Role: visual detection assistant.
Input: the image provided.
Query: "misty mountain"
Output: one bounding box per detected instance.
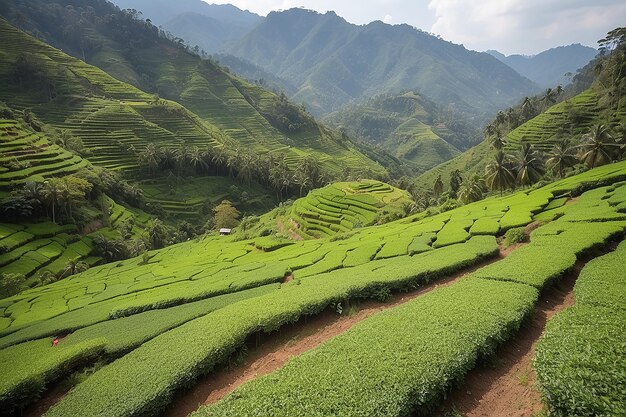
[486,44,597,88]
[108,0,262,53]
[224,8,538,117]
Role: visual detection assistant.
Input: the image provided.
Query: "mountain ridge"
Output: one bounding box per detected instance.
[225,8,538,117]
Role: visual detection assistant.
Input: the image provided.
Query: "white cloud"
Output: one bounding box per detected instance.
[383,14,393,24]
[427,0,626,54]
[207,0,626,55]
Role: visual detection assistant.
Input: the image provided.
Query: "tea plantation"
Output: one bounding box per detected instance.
[0,161,624,416]
[253,180,414,239]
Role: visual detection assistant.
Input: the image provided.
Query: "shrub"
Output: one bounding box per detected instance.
[503,227,526,247]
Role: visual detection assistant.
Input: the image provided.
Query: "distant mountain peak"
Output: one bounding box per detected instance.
[487,44,598,88]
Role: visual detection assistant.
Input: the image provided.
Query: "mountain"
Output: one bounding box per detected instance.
[108,0,262,27]
[108,0,263,53]
[486,44,597,88]
[325,92,483,172]
[225,8,538,117]
[0,2,388,181]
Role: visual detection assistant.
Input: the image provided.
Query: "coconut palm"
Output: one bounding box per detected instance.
[433,175,444,198]
[489,132,506,150]
[42,179,64,223]
[60,258,89,278]
[486,152,515,196]
[578,124,619,169]
[458,175,487,204]
[546,140,577,178]
[188,146,208,174]
[138,144,161,175]
[515,143,545,186]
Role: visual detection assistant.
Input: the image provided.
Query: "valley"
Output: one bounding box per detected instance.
[0,2,624,417]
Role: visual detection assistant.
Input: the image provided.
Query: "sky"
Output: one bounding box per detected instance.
[206,0,626,55]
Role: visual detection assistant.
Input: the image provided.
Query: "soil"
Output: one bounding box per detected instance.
[432,262,584,417]
[161,252,513,417]
[21,384,71,417]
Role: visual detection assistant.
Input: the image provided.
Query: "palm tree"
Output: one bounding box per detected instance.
[60,258,89,278]
[458,175,487,204]
[433,175,444,198]
[540,88,558,110]
[521,97,535,120]
[578,124,619,169]
[486,152,515,196]
[42,179,63,223]
[515,143,545,186]
[546,140,577,178]
[188,146,208,174]
[138,144,161,175]
[490,133,507,151]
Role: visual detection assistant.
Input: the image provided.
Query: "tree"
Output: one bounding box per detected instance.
[0,273,26,298]
[449,169,463,198]
[138,143,161,175]
[486,152,515,195]
[42,178,63,223]
[148,219,169,249]
[547,140,577,178]
[60,258,89,278]
[213,200,240,229]
[578,124,619,169]
[489,132,506,150]
[433,175,444,198]
[458,175,487,204]
[515,143,545,186]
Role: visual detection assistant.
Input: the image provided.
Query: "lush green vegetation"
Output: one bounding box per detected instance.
[226,8,536,116]
[325,92,482,173]
[196,170,626,417]
[413,28,625,199]
[0,160,621,416]
[0,5,388,182]
[242,180,415,240]
[534,239,626,417]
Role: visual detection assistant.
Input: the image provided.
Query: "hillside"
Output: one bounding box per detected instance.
[487,44,598,88]
[413,40,626,196]
[0,12,388,183]
[109,0,262,54]
[241,180,414,240]
[225,8,538,116]
[325,91,484,172]
[109,0,261,27]
[1,159,625,416]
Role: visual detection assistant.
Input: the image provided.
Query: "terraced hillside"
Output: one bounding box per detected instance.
[268,180,414,239]
[138,176,276,221]
[0,9,387,179]
[0,117,88,190]
[0,197,152,287]
[0,160,625,416]
[325,92,484,172]
[413,87,623,193]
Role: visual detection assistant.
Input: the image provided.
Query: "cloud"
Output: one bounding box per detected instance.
[427,0,626,54]
[383,14,393,24]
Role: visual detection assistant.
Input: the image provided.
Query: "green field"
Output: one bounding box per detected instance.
[0,160,624,416]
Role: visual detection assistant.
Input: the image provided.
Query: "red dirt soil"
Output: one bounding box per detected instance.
[161,250,518,417]
[433,263,583,417]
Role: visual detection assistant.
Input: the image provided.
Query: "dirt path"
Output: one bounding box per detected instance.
[161,249,518,417]
[433,262,584,417]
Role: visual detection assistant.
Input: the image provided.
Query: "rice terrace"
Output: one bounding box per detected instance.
[0,1,625,416]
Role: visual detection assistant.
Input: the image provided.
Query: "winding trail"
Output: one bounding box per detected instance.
[161,246,520,417]
[433,243,619,417]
